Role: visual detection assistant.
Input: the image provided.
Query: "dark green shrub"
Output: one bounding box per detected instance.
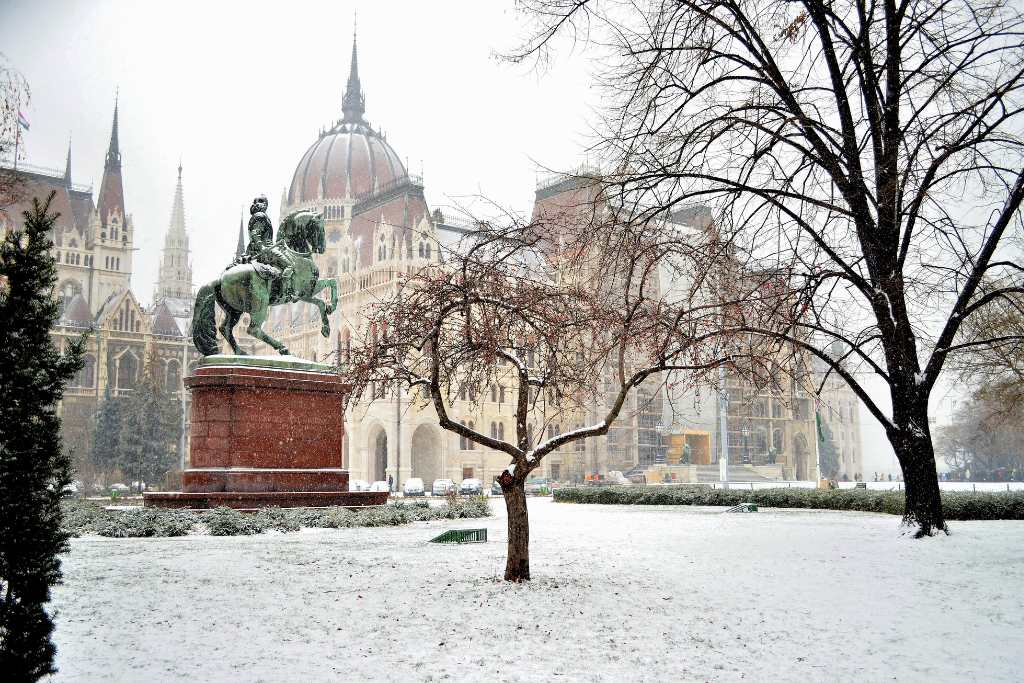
[553,485,1024,520]
[94,508,194,538]
[203,507,265,536]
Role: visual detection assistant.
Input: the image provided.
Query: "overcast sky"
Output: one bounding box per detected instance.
[1,0,913,475]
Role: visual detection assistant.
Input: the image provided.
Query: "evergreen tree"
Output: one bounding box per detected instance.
[89,385,124,478]
[0,192,84,679]
[118,348,179,491]
[818,419,841,480]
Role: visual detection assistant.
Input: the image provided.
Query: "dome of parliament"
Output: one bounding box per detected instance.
[287,35,407,205]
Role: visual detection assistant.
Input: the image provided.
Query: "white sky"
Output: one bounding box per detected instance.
[2,0,905,474]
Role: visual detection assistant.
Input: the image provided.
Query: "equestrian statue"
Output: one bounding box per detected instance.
[191,195,337,356]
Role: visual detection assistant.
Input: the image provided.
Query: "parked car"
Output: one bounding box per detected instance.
[403,478,425,496]
[459,478,483,495]
[109,483,130,495]
[349,479,370,492]
[432,479,456,496]
[525,478,551,495]
[369,480,390,493]
[491,478,503,496]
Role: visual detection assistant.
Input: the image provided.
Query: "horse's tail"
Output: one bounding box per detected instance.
[191,281,220,355]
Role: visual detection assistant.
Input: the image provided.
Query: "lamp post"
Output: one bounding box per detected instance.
[741,426,751,465]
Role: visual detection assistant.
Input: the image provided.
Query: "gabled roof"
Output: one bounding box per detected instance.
[60,293,93,327]
[94,287,144,328]
[150,301,183,336]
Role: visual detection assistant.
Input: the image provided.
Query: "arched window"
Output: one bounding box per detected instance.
[490,385,497,402]
[459,385,467,401]
[117,351,138,390]
[498,422,505,441]
[377,236,387,262]
[499,386,506,404]
[418,242,425,258]
[166,359,181,391]
[425,243,432,259]
[72,354,95,387]
[467,421,476,450]
[490,422,498,439]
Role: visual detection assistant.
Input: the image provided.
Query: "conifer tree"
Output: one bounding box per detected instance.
[89,385,123,478]
[818,420,841,481]
[118,348,179,491]
[0,192,84,679]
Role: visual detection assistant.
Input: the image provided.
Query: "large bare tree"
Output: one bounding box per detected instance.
[343,207,788,581]
[509,0,1024,536]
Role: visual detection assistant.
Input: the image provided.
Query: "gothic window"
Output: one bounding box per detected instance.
[499,386,506,404]
[490,385,497,403]
[467,421,476,450]
[166,359,181,391]
[425,242,432,260]
[418,242,425,258]
[498,422,505,441]
[459,385,467,401]
[377,236,387,262]
[116,351,138,390]
[490,422,498,439]
[72,355,95,387]
[772,429,784,454]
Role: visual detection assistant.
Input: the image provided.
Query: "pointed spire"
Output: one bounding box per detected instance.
[97,93,126,228]
[168,161,186,237]
[64,136,72,187]
[105,89,121,169]
[236,214,246,259]
[341,25,366,124]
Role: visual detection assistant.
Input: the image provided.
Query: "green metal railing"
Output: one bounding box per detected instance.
[429,528,488,544]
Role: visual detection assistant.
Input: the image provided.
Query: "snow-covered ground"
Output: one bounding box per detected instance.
[50,499,1023,682]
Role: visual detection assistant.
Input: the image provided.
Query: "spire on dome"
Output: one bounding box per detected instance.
[341,27,366,124]
[235,214,246,259]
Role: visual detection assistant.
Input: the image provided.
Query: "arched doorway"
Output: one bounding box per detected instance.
[410,424,442,486]
[370,428,388,482]
[794,434,809,481]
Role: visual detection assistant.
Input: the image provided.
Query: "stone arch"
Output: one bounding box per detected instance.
[794,433,809,481]
[410,424,442,486]
[115,349,139,390]
[165,358,181,392]
[367,424,388,482]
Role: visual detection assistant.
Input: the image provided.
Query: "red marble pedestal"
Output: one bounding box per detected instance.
[144,357,387,510]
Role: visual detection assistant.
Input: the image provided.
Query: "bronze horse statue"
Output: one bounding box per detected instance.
[192,210,337,356]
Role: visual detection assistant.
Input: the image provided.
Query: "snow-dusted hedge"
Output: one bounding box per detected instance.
[553,486,1024,520]
[62,497,492,537]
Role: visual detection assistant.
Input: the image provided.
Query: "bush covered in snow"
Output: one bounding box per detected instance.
[60,496,491,538]
[553,486,1024,520]
[93,508,195,538]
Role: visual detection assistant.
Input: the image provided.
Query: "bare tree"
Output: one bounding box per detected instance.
[509,0,1024,536]
[0,53,29,209]
[342,206,788,581]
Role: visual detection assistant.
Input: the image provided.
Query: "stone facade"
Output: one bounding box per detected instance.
[0,99,202,469]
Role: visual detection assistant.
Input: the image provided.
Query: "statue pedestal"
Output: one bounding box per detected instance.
[144,356,387,509]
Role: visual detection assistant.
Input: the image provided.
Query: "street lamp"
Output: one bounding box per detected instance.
[741,426,751,465]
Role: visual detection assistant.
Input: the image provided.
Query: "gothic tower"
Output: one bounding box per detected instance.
[155,162,193,302]
[90,94,134,305]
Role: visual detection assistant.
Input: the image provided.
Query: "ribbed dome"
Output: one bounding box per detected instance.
[286,30,407,205]
[288,122,407,204]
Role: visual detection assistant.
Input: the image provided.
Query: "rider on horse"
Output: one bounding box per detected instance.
[231,195,298,303]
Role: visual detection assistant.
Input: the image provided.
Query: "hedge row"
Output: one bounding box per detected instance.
[553,485,1024,520]
[62,497,491,538]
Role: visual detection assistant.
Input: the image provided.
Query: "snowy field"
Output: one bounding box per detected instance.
[50,499,1023,682]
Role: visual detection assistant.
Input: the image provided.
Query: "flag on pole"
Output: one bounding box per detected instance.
[17,110,30,131]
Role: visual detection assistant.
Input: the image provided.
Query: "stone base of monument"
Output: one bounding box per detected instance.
[144,355,387,510]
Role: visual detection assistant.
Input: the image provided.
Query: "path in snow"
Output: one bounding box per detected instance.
[50,500,1024,682]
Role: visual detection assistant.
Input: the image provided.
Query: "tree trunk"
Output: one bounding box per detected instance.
[502,476,530,582]
[890,407,948,537]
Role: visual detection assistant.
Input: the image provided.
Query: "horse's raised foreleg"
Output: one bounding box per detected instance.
[246,305,290,356]
[301,294,331,338]
[303,278,337,338]
[218,306,245,355]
